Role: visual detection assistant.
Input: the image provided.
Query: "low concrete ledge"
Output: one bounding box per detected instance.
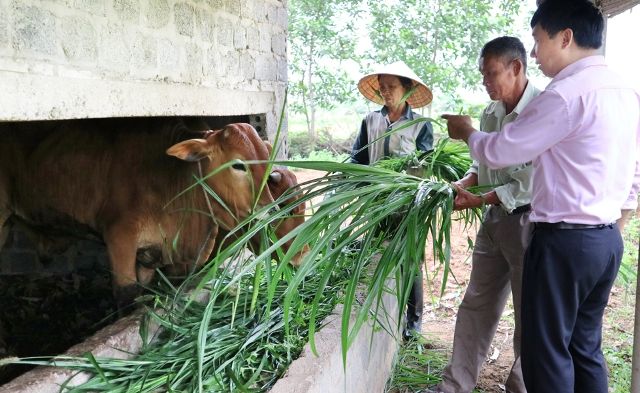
[1,285,401,393]
[0,309,158,393]
[270,285,400,393]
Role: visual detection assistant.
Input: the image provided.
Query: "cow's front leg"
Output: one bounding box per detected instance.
[0,318,7,357]
[0,167,12,251]
[0,209,11,251]
[104,221,142,311]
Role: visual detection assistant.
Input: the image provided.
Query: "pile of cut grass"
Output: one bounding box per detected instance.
[384,337,448,393]
[6,252,357,392]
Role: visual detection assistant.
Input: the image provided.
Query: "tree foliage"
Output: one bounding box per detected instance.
[287,0,527,136]
[367,0,523,109]
[288,0,362,141]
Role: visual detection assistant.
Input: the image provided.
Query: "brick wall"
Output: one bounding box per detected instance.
[0,0,288,141]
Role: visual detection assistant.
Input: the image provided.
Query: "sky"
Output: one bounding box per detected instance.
[459,1,640,106]
[523,0,640,90]
[604,7,640,90]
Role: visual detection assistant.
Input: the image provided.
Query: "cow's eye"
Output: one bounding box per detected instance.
[232,162,247,171]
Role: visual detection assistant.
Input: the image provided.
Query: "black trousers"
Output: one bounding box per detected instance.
[379,214,424,330]
[406,266,424,327]
[521,224,623,393]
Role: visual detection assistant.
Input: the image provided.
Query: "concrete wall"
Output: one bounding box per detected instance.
[0,0,288,141]
[270,284,401,393]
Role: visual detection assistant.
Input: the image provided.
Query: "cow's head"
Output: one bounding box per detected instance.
[266,167,310,267]
[166,123,276,228]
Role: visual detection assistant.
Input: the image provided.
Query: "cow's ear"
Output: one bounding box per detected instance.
[166,139,210,162]
[264,141,273,155]
[268,170,282,184]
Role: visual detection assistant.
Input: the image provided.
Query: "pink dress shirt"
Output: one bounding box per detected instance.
[468,55,640,225]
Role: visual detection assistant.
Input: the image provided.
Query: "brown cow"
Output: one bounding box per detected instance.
[0,118,276,308]
[207,166,309,268]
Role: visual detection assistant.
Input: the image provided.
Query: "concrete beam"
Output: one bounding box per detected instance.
[0,71,274,121]
[0,310,156,393]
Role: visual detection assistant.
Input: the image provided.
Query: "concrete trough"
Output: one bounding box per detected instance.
[270,285,401,393]
[0,285,400,393]
[0,310,156,393]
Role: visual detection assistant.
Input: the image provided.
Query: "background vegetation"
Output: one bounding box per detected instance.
[287,0,537,154]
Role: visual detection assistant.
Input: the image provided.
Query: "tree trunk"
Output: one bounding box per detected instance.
[306,44,317,146]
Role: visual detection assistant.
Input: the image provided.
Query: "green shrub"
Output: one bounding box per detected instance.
[288,132,314,158]
[290,149,349,163]
[287,128,354,159]
[604,344,632,393]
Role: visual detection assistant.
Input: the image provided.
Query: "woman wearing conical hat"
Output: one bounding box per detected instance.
[350,60,433,166]
[349,61,433,340]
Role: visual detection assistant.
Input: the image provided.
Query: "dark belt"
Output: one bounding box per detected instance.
[509,204,531,215]
[534,222,615,230]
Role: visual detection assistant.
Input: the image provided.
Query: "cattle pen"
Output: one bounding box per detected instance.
[0,1,403,392]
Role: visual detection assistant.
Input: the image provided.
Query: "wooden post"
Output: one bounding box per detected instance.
[631,239,640,393]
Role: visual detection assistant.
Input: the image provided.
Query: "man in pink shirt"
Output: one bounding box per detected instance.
[441,1,640,392]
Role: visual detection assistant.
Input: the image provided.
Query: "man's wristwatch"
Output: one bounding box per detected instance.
[479,193,488,207]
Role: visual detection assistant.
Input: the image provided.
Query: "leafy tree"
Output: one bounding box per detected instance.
[367,0,524,111]
[288,0,362,143]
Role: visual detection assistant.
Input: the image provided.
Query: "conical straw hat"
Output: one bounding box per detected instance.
[357,61,433,108]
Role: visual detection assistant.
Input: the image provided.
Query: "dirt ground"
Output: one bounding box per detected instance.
[292,168,637,393]
[422,221,515,393]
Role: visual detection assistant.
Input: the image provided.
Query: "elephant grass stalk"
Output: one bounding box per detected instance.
[256,153,479,363]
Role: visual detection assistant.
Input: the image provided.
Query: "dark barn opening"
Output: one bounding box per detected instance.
[0,113,268,384]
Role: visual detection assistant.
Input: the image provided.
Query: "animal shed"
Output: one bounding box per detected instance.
[0,0,287,387]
